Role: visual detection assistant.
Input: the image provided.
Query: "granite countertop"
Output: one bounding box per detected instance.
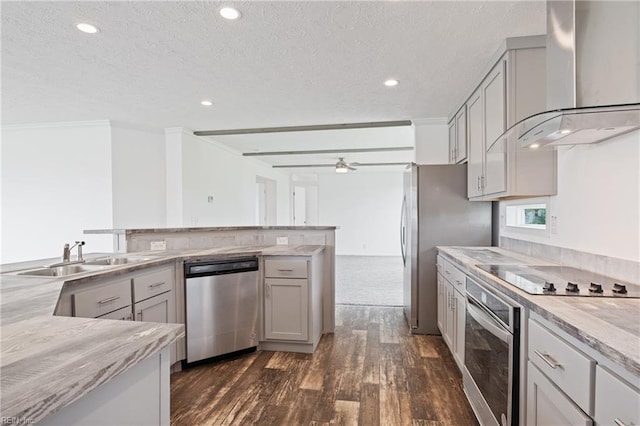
[0,244,323,422]
[84,226,338,234]
[438,246,640,377]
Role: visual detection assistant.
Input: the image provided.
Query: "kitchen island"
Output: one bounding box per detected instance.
[0,244,327,425]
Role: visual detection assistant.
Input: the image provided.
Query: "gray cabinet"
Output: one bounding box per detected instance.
[134,291,172,324]
[448,107,468,164]
[527,361,593,426]
[594,366,640,426]
[97,305,133,321]
[448,36,555,200]
[264,277,309,341]
[261,255,323,354]
[73,278,132,319]
[439,256,465,371]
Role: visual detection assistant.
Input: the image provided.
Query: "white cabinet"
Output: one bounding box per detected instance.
[594,366,640,426]
[448,106,468,164]
[261,255,323,353]
[527,361,593,426]
[482,60,507,196]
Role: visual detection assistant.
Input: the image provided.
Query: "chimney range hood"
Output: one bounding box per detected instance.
[496,1,640,152]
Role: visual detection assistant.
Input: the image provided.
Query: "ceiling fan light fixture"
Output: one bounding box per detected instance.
[335,165,349,173]
[76,23,99,34]
[384,79,399,87]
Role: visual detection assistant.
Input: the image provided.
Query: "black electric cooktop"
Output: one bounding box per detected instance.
[477,264,640,298]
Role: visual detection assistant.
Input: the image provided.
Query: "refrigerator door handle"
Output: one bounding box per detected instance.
[400,195,407,266]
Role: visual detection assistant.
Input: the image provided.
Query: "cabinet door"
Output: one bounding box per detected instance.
[467,89,484,198]
[134,291,172,323]
[455,107,467,163]
[595,366,640,426]
[97,305,133,321]
[265,278,309,341]
[453,288,465,368]
[444,283,455,351]
[483,60,507,195]
[437,273,445,334]
[448,119,456,164]
[527,361,593,426]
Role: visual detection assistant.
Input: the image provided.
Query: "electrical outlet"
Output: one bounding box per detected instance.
[276,237,289,245]
[207,195,214,203]
[150,241,167,251]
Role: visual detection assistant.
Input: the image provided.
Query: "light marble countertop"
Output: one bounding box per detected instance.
[438,246,640,377]
[85,226,338,234]
[0,244,323,422]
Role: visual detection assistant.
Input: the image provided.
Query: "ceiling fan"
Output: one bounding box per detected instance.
[335,157,359,173]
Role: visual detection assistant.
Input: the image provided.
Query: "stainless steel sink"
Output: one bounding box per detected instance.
[16,264,108,277]
[84,256,155,266]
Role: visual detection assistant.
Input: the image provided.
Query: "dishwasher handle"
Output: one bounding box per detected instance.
[185,257,259,278]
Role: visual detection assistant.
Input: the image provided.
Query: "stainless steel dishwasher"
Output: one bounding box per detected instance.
[184,257,259,364]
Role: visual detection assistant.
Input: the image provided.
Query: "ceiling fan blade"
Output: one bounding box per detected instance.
[347,165,357,171]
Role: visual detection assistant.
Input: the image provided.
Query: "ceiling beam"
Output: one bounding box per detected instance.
[273,162,410,168]
[243,146,413,157]
[193,120,412,136]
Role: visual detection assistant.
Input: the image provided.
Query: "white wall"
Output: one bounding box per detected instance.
[1,122,115,263]
[318,171,403,256]
[111,124,166,228]
[413,118,449,165]
[180,131,290,226]
[501,131,640,262]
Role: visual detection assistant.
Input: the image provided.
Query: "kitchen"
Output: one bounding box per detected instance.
[1,1,639,426]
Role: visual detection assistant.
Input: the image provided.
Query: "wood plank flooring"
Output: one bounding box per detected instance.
[171,305,479,425]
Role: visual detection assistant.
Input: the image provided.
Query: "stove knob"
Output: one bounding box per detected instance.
[612,283,628,294]
[543,281,556,292]
[566,282,580,293]
[588,282,603,294]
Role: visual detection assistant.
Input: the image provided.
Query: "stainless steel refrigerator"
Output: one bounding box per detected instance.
[401,164,491,334]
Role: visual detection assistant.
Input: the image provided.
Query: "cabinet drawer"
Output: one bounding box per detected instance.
[97,305,132,321]
[595,366,640,426]
[73,279,132,318]
[443,259,465,291]
[528,319,595,414]
[265,259,308,278]
[133,267,173,302]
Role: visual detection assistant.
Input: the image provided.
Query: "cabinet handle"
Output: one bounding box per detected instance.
[97,296,120,305]
[534,350,562,369]
[266,284,270,298]
[148,282,165,288]
[445,270,451,275]
[455,280,463,286]
[481,175,485,190]
[277,269,293,272]
[127,313,133,321]
[614,419,628,426]
[477,176,481,190]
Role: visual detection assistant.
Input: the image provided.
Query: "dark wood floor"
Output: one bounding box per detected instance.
[171,305,479,425]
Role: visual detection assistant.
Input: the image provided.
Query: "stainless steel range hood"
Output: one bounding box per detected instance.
[501,0,640,151]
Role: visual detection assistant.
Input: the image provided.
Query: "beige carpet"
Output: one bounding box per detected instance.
[335,255,403,306]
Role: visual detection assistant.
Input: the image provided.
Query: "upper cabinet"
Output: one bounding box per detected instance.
[448,106,467,164]
[448,36,557,200]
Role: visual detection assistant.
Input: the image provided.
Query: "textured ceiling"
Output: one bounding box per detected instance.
[1,1,546,132]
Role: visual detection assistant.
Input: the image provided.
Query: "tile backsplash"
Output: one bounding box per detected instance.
[500,236,640,284]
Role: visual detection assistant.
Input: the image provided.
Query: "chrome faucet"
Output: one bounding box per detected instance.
[62,241,85,263]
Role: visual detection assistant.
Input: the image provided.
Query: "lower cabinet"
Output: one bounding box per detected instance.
[438,256,466,371]
[97,306,133,321]
[264,278,308,341]
[594,365,640,426]
[527,361,593,426]
[134,291,173,324]
[261,255,323,353]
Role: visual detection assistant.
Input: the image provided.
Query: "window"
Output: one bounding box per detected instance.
[503,198,551,236]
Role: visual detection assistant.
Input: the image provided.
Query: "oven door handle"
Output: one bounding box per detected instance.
[466,297,511,343]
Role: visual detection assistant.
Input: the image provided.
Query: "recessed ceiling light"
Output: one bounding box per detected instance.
[220,7,241,20]
[530,143,540,149]
[559,129,572,134]
[384,79,399,87]
[201,100,213,106]
[76,23,99,34]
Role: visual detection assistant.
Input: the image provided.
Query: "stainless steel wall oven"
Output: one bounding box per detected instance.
[463,276,521,426]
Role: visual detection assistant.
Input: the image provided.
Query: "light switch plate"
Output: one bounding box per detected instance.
[276,237,288,245]
[150,241,167,251]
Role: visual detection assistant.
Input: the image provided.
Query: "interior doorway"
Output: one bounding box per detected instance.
[292,184,319,226]
[256,176,277,225]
